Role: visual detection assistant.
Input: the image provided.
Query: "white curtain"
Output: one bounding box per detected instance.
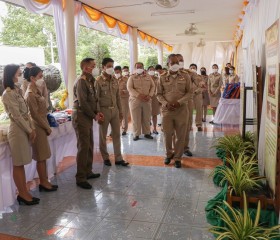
[74,1,82,45]
[23,0,52,13]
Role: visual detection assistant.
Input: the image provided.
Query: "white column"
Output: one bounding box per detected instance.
[157,41,163,66]
[129,27,138,72]
[64,0,76,108]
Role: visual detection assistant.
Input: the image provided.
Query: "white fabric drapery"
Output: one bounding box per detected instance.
[23,0,52,13]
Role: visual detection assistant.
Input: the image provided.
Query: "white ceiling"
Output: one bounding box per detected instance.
[81,0,243,44]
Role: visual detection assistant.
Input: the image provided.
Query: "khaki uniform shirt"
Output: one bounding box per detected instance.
[25,84,51,132]
[2,86,33,134]
[73,73,98,119]
[95,72,122,114]
[156,70,191,111]
[118,76,129,98]
[208,73,223,96]
[20,79,29,96]
[151,76,159,96]
[127,73,155,99]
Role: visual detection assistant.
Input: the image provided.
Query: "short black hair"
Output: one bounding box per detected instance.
[175,54,183,58]
[114,66,122,71]
[212,64,219,68]
[189,63,197,70]
[24,66,43,82]
[122,66,129,70]
[135,62,144,67]
[3,64,20,90]
[80,58,95,70]
[26,62,36,67]
[102,58,114,66]
[167,54,177,65]
[148,66,154,70]
[226,63,231,66]
[155,64,162,70]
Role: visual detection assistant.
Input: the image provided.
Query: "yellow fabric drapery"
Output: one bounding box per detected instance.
[83,5,102,21]
[103,14,117,28]
[117,22,129,34]
[34,0,50,3]
[138,31,146,41]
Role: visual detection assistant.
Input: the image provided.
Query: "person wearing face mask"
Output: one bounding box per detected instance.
[148,66,160,134]
[189,63,204,131]
[228,66,239,84]
[157,54,191,168]
[127,62,155,141]
[2,64,39,205]
[155,64,165,77]
[208,64,223,124]
[21,62,36,96]
[114,65,130,136]
[122,66,130,78]
[24,66,58,193]
[200,67,210,122]
[95,58,129,167]
[72,58,103,189]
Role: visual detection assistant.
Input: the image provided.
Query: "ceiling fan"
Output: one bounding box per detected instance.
[197,39,206,47]
[176,23,206,36]
[155,0,180,8]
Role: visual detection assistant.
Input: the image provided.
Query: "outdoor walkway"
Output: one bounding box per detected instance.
[0,117,239,240]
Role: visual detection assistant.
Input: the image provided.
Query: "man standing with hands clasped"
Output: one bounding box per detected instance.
[157,54,191,168]
[72,58,103,190]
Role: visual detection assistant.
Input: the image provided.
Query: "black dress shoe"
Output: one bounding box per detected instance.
[32,197,40,202]
[115,160,129,166]
[209,120,214,124]
[104,159,112,166]
[39,184,57,192]
[87,173,101,179]
[51,184,58,189]
[174,161,181,168]
[153,130,159,134]
[197,127,203,131]
[76,181,92,189]
[122,131,127,136]
[17,196,39,205]
[133,136,140,141]
[144,134,153,139]
[184,150,193,157]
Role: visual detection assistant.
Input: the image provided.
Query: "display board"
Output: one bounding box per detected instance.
[264,20,280,195]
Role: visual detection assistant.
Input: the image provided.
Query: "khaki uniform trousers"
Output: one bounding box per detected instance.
[129,98,151,137]
[72,111,93,183]
[193,93,203,127]
[99,107,122,161]
[120,97,129,132]
[184,100,193,151]
[162,106,188,161]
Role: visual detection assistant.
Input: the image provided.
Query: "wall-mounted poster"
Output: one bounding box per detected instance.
[264,20,280,194]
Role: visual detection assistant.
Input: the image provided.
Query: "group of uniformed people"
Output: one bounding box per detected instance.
[72,54,232,189]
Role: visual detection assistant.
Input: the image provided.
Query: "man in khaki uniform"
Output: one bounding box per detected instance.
[122,66,130,78]
[72,58,103,190]
[189,63,205,131]
[114,66,129,136]
[95,58,129,167]
[157,54,191,168]
[127,62,155,141]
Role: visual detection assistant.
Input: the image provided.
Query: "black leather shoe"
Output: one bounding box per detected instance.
[76,181,92,189]
[184,150,193,157]
[174,161,181,168]
[17,196,39,205]
[39,184,57,192]
[122,131,127,136]
[32,197,40,202]
[115,160,129,166]
[104,160,112,166]
[133,136,140,141]
[153,130,159,134]
[87,173,101,179]
[51,184,58,189]
[144,134,153,139]
[209,120,214,124]
[197,127,203,131]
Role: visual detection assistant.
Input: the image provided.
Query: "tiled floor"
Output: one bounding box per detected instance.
[0,117,239,240]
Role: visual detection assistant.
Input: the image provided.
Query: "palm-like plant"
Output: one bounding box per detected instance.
[209,192,280,240]
[219,153,263,196]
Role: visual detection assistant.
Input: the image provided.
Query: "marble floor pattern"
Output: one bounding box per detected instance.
[0,118,239,240]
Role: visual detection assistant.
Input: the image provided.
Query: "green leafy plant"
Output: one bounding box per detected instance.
[219,153,263,196]
[209,192,280,240]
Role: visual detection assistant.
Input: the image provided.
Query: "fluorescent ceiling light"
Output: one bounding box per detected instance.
[151,10,195,16]
[100,2,153,10]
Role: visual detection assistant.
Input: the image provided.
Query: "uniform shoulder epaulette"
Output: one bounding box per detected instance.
[80,75,86,80]
[95,75,103,81]
[160,71,168,76]
[6,87,11,92]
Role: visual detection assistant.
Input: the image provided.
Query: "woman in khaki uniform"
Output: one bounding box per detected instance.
[208,64,223,123]
[25,67,57,192]
[2,64,39,205]
[148,66,161,134]
[200,67,210,122]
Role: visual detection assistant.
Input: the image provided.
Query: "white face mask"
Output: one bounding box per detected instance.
[191,69,197,73]
[229,70,234,74]
[105,67,114,75]
[92,67,100,77]
[123,71,129,76]
[18,75,24,84]
[148,71,155,76]
[179,61,184,69]
[136,69,144,75]
[169,64,180,72]
[213,69,218,73]
[115,73,121,79]
[35,78,44,88]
